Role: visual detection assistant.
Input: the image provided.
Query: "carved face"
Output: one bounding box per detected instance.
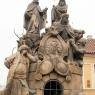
[61,14,69,25]
[21,49,28,56]
[76,38,86,49]
[59,1,65,6]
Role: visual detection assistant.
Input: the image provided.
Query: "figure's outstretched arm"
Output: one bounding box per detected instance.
[27,53,37,62]
[69,39,85,53]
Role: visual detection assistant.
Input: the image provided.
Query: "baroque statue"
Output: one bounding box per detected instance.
[51,0,67,23]
[4,44,37,95]
[24,0,48,33]
[0,0,86,95]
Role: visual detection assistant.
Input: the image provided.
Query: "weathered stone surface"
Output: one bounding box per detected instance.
[51,0,67,23]
[29,63,37,72]
[68,64,82,75]
[50,72,58,80]
[42,75,50,83]
[36,89,43,95]
[24,0,48,32]
[63,74,82,90]
[64,90,72,95]
[29,80,44,90]
[57,75,65,83]
[3,0,85,95]
[28,72,36,81]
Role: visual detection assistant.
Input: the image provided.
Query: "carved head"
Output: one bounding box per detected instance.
[18,44,30,56]
[58,0,66,6]
[77,38,87,47]
[33,0,39,4]
[49,23,60,35]
[74,30,85,41]
[61,13,69,25]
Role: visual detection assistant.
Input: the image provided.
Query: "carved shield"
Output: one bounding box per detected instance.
[55,62,69,76]
[39,34,68,57]
[38,34,69,75]
[40,60,54,75]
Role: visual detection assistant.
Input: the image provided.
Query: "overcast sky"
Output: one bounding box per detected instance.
[0,0,95,86]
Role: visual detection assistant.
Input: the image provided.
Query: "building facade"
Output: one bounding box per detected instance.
[83,38,95,95]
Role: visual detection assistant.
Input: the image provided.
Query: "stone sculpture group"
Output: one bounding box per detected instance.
[1,0,86,95]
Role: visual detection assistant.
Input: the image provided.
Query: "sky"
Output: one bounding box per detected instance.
[0,0,95,86]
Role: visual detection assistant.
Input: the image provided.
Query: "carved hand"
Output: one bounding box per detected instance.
[69,39,75,45]
[27,53,37,62]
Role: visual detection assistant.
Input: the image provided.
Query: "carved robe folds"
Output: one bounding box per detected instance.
[4,53,30,95]
[24,1,47,32]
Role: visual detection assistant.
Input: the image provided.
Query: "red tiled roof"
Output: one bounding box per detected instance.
[85,38,95,54]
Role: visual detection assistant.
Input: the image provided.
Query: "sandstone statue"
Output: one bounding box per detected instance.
[50,13,75,42]
[0,0,86,95]
[17,32,40,51]
[48,12,86,66]
[51,0,67,23]
[24,0,48,33]
[4,44,37,95]
[69,38,86,67]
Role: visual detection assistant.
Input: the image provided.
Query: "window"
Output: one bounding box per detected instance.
[87,80,91,88]
[44,80,63,95]
[92,64,95,89]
